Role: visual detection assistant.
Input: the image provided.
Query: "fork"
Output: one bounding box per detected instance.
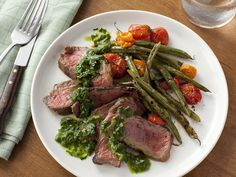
[0,0,46,64]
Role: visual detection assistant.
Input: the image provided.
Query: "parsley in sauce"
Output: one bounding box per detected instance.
[55,115,101,159]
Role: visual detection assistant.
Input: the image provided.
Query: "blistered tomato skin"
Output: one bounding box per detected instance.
[147,113,166,126]
[150,27,169,45]
[104,53,126,78]
[128,24,151,41]
[180,64,197,79]
[180,83,202,105]
[116,31,135,48]
[133,59,146,76]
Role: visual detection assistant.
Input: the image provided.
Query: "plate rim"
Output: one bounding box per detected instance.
[31,9,229,177]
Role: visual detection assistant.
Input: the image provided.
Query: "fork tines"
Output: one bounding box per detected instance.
[18,0,46,34]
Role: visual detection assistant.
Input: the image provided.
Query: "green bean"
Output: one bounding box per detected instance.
[156,52,183,68]
[144,43,161,83]
[149,68,163,81]
[134,40,193,59]
[124,55,139,76]
[154,81,201,122]
[155,64,191,117]
[132,53,148,60]
[110,46,145,54]
[110,45,151,55]
[146,43,161,69]
[143,99,153,112]
[159,45,193,59]
[131,45,151,53]
[127,70,200,142]
[160,64,210,92]
[133,81,182,144]
[134,40,155,49]
[143,68,151,84]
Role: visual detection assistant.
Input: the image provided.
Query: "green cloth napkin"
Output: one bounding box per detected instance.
[0,0,83,160]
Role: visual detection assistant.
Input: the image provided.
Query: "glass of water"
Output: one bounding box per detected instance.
[181,0,236,28]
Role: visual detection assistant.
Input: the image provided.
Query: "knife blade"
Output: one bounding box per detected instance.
[14,36,37,66]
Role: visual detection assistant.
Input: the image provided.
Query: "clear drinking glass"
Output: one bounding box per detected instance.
[181,0,236,28]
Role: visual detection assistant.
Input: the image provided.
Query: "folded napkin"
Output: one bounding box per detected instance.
[0,0,83,160]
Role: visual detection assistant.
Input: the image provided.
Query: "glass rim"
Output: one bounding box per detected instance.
[184,0,236,10]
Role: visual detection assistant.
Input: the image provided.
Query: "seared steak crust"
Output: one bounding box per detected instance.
[58,46,88,79]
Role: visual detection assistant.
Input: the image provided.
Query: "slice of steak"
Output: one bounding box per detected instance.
[71,102,80,117]
[58,46,88,79]
[91,99,117,119]
[92,135,121,167]
[45,82,135,116]
[106,96,145,116]
[89,86,135,107]
[93,97,145,167]
[92,61,113,87]
[43,80,77,115]
[123,116,173,162]
[70,86,135,117]
[59,47,113,87]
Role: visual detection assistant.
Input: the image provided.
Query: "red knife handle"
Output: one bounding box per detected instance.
[0,65,24,134]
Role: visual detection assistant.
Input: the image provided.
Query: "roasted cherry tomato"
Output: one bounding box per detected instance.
[180,83,202,105]
[150,27,169,45]
[180,64,197,79]
[116,31,135,48]
[133,59,146,76]
[104,53,126,78]
[147,113,165,126]
[160,76,180,90]
[128,24,151,41]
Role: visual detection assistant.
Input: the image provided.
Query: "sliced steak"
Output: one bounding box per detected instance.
[43,80,77,115]
[59,47,113,87]
[70,86,135,117]
[91,99,117,119]
[58,46,88,79]
[123,116,173,162]
[89,85,135,107]
[105,96,145,116]
[92,61,113,87]
[93,97,145,167]
[45,82,136,116]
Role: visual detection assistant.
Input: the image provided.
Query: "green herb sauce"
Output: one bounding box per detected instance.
[71,87,94,118]
[101,107,151,173]
[72,28,113,118]
[91,28,111,47]
[55,115,101,159]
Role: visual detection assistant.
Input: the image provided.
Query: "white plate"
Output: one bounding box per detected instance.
[31,10,228,177]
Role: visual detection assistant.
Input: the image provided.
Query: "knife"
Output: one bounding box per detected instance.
[0,36,37,134]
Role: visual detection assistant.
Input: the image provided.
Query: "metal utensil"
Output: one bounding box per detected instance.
[0,0,46,64]
[0,0,48,135]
